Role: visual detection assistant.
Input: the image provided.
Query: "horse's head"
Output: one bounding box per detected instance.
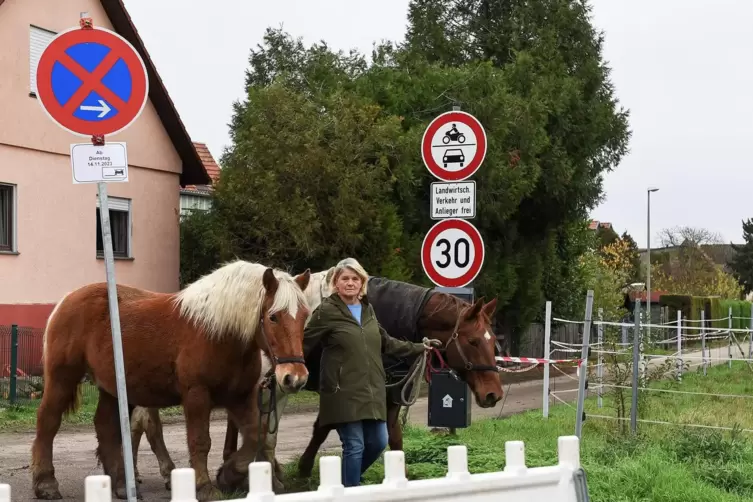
[257,267,312,393]
[423,295,503,408]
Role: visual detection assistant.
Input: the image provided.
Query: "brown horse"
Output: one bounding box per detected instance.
[127,273,504,493]
[30,260,312,501]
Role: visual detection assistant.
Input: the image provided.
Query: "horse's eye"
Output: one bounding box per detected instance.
[469,338,480,347]
[269,313,278,323]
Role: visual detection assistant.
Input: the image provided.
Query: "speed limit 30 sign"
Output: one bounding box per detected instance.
[421,218,485,288]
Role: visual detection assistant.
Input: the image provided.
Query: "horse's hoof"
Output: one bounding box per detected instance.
[216,463,246,493]
[297,457,314,478]
[272,474,285,494]
[33,479,62,500]
[196,483,222,502]
[114,484,143,500]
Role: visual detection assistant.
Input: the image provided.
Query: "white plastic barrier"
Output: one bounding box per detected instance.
[0,436,587,501]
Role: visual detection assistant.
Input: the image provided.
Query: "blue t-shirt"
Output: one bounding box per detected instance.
[347,303,362,325]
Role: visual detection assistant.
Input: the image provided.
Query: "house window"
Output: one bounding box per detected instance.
[96,197,131,258]
[0,184,15,252]
[29,25,56,96]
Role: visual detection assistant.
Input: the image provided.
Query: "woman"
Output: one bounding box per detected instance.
[303,258,437,487]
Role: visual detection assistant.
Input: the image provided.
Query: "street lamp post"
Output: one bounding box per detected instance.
[647,187,659,340]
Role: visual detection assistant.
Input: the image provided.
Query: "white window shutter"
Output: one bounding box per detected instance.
[96,196,131,212]
[29,25,56,95]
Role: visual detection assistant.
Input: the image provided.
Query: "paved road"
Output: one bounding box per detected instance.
[0,345,732,501]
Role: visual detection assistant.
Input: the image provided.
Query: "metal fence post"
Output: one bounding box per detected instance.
[749,303,753,363]
[542,301,552,418]
[575,290,593,439]
[630,300,641,435]
[676,310,682,382]
[700,311,706,376]
[597,308,603,409]
[9,325,18,405]
[729,307,733,369]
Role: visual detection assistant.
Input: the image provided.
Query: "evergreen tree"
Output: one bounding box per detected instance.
[730,218,753,294]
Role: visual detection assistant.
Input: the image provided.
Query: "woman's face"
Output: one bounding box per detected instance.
[335,268,362,301]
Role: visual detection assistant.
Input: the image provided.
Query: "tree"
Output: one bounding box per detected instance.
[179,209,222,288]
[620,231,642,282]
[194,0,631,346]
[729,218,753,294]
[651,225,742,299]
[659,226,723,247]
[374,0,632,337]
[214,33,412,277]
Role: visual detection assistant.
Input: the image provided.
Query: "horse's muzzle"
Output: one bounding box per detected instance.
[276,365,308,392]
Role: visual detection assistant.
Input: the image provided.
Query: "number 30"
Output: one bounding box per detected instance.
[435,237,470,269]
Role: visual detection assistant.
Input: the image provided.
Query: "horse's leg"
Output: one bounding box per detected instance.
[31,371,83,500]
[144,407,175,491]
[261,387,289,490]
[183,387,220,502]
[297,414,333,478]
[215,385,264,494]
[129,407,147,485]
[94,390,140,500]
[222,418,238,462]
[386,402,404,451]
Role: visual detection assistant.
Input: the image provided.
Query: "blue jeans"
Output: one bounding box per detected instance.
[336,419,388,487]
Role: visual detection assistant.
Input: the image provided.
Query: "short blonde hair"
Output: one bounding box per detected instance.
[330,258,369,298]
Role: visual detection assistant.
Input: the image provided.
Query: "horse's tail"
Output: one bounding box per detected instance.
[41,291,70,365]
[41,291,83,416]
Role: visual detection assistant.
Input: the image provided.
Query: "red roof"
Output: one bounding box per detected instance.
[181,143,220,194]
[627,290,666,303]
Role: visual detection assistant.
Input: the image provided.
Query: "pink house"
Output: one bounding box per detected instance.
[0,0,211,331]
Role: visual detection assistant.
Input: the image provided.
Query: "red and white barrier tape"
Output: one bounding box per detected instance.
[496,356,583,366]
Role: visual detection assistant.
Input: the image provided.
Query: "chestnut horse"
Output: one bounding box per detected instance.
[30,260,311,501]
[128,271,504,492]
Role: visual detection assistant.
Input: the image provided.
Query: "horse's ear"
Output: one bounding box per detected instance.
[262,268,279,296]
[465,298,484,319]
[325,267,335,286]
[483,298,498,317]
[295,269,311,291]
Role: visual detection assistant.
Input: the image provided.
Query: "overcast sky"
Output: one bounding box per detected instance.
[122,0,753,249]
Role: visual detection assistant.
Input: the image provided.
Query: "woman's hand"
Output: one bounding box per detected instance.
[422,337,443,350]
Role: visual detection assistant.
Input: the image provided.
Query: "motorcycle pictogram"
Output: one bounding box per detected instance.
[442,123,466,144]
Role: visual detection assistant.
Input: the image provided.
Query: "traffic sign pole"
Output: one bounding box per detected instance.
[66,12,140,502]
[95,140,138,502]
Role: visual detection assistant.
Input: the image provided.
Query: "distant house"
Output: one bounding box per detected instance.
[588,220,613,231]
[179,142,221,216]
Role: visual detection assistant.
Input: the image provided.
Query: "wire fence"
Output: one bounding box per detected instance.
[0,324,98,407]
[534,292,753,438]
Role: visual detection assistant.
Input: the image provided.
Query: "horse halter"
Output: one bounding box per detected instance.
[258,315,307,380]
[440,304,499,373]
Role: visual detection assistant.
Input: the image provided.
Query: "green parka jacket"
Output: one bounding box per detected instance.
[303,293,425,427]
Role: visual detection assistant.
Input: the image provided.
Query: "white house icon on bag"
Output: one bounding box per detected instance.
[442,394,453,408]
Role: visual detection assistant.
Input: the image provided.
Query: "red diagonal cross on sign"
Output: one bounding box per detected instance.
[35,27,149,137]
[53,50,129,114]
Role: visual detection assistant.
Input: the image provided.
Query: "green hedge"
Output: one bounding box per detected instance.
[660,295,750,330]
[720,300,752,330]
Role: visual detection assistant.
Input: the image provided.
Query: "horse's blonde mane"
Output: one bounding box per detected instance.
[303,268,334,324]
[173,260,308,343]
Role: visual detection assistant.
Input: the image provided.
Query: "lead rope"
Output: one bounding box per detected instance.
[385,337,442,407]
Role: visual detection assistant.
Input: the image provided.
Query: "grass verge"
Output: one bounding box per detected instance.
[280,362,753,502]
[0,385,321,432]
